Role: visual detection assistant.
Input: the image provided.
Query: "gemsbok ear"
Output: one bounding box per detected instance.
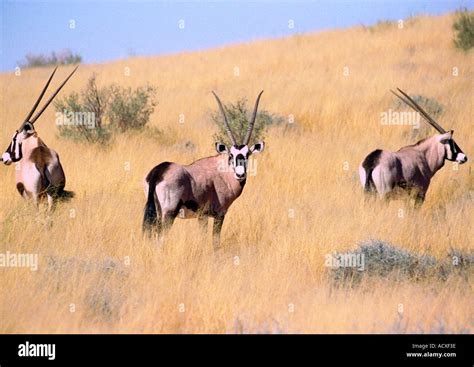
[250,141,265,154]
[215,142,228,154]
[437,131,453,144]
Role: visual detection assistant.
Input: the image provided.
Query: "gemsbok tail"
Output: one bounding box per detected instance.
[142,162,171,236]
[143,182,160,235]
[44,181,74,202]
[57,189,75,201]
[361,149,382,193]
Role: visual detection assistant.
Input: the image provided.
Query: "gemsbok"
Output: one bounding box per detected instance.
[143,91,265,248]
[1,66,78,210]
[359,88,468,206]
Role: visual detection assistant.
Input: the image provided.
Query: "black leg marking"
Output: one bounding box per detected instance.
[414,192,425,208]
[163,212,177,231]
[198,216,208,235]
[163,204,182,233]
[183,200,199,212]
[213,214,225,250]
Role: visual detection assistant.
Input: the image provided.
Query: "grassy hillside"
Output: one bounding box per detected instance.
[0,14,472,333]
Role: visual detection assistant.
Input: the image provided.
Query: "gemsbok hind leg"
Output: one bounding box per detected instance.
[413,190,426,208]
[45,184,62,213]
[198,215,208,235]
[162,208,179,232]
[150,180,182,245]
[153,210,176,246]
[371,166,396,202]
[157,193,182,245]
[212,214,225,250]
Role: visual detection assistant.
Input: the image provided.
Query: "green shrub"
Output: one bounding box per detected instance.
[393,94,444,118]
[20,49,82,68]
[211,98,285,146]
[328,239,437,285]
[366,20,397,33]
[107,85,157,132]
[54,74,157,144]
[54,74,111,144]
[328,239,473,286]
[438,249,474,281]
[453,8,474,51]
[393,94,444,141]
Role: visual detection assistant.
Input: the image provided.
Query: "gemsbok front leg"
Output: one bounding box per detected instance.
[198,215,209,235]
[212,214,225,250]
[414,192,426,208]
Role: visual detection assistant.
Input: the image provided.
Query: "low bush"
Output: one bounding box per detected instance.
[211,97,290,146]
[453,8,474,51]
[20,50,82,68]
[54,74,157,144]
[327,239,473,285]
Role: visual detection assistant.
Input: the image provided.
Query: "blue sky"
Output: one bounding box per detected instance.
[1,0,472,71]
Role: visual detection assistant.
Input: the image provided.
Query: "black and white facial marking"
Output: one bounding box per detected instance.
[1,123,34,165]
[2,131,22,165]
[216,141,265,181]
[440,131,467,164]
[447,141,467,163]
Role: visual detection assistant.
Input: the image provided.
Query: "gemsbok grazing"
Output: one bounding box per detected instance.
[1,66,78,210]
[359,88,468,206]
[143,91,265,249]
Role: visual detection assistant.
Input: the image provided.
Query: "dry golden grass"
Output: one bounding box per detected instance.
[0,14,472,333]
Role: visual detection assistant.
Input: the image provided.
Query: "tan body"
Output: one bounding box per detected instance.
[359,132,467,205]
[2,66,78,211]
[15,133,66,208]
[360,89,467,206]
[143,155,246,248]
[144,156,244,218]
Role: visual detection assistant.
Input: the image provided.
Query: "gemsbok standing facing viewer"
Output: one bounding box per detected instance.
[1,66,78,210]
[359,88,468,206]
[143,91,265,248]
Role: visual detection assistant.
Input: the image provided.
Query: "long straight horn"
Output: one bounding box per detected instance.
[391,88,446,133]
[29,65,79,124]
[243,90,264,145]
[212,91,237,146]
[19,66,58,130]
